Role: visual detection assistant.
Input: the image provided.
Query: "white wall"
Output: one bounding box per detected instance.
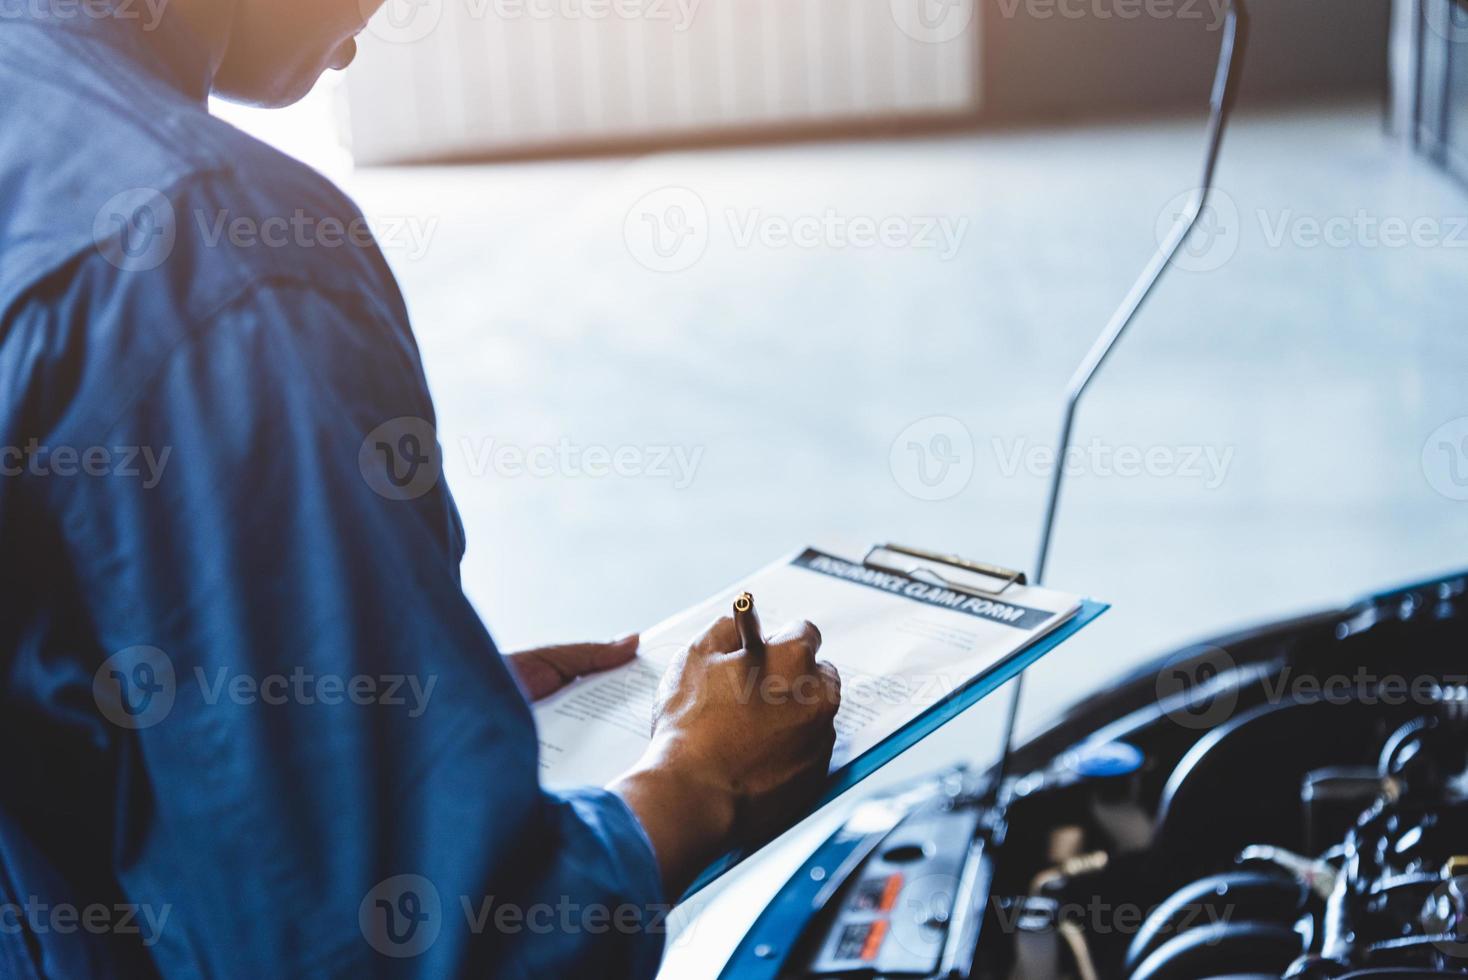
[343,0,981,164]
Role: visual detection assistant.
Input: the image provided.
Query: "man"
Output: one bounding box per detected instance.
[0,1,841,975]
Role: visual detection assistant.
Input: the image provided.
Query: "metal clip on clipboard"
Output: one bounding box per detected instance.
[861,543,1027,598]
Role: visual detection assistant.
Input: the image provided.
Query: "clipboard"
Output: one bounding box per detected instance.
[683,543,1107,897]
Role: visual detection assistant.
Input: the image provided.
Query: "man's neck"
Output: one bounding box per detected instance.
[160,0,236,84]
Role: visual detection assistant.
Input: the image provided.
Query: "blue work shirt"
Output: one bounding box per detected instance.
[0,8,664,978]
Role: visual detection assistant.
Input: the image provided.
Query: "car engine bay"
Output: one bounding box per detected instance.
[723,571,1468,979]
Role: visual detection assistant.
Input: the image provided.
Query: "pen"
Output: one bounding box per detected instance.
[733,591,765,658]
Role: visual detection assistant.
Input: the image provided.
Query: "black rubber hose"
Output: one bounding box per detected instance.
[1130,922,1301,980]
[1125,871,1309,974]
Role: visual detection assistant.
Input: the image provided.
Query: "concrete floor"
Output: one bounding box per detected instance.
[342,100,1468,973]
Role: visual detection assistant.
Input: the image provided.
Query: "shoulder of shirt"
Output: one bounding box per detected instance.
[0,23,430,452]
[0,25,406,331]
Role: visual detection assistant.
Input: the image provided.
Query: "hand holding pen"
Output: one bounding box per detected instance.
[610,589,842,896]
[734,591,765,658]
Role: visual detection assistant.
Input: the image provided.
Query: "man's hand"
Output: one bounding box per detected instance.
[506,635,639,702]
[609,616,840,897]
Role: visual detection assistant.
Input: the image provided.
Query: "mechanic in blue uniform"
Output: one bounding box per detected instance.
[0,1,842,975]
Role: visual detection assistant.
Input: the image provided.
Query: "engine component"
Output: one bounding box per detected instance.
[1129,922,1302,980]
[1133,702,1468,978]
[716,571,1468,980]
[1124,871,1308,973]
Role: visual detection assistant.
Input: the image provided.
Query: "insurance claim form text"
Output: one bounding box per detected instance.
[533,547,1083,790]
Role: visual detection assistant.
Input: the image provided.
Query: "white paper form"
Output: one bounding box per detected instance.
[534,547,1082,791]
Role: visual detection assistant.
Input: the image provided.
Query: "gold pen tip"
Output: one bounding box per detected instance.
[734,592,752,612]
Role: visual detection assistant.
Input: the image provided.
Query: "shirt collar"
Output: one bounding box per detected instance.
[32,0,217,105]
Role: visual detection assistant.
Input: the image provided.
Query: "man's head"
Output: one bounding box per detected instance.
[206,0,388,107]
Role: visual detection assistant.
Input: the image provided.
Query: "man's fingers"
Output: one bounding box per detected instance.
[818,661,842,710]
[508,634,639,701]
[690,615,740,657]
[531,634,640,678]
[764,620,822,677]
[766,620,822,654]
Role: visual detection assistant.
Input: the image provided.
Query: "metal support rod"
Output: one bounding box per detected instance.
[990,2,1249,809]
[1033,0,1249,586]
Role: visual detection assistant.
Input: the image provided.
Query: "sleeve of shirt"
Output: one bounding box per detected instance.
[55,276,666,978]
